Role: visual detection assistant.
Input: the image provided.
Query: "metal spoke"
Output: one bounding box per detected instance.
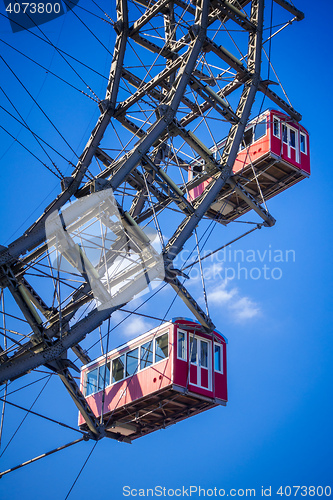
[0,0,305,445]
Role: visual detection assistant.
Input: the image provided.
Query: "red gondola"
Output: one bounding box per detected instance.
[79,318,227,441]
[188,109,310,222]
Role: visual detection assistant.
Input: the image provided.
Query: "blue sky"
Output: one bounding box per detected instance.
[0,1,332,499]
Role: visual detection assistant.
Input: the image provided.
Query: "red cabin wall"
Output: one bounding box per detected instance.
[214,342,228,401]
[172,319,228,402]
[188,109,310,203]
[270,110,310,175]
[78,325,173,426]
[188,178,209,202]
[234,113,270,174]
[79,320,228,427]
[79,357,172,425]
[172,323,189,388]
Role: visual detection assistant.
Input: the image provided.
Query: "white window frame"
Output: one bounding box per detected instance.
[253,116,267,142]
[111,354,125,385]
[125,346,139,377]
[289,126,297,150]
[84,331,170,396]
[177,329,187,361]
[85,367,98,397]
[85,361,111,397]
[273,115,280,138]
[288,124,299,162]
[189,334,198,365]
[282,123,288,144]
[300,132,307,155]
[214,343,223,374]
[154,331,169,363]
[281,123,299,162]
[139,339,154,371]
[239,126,254,151]
[189,334,212,390]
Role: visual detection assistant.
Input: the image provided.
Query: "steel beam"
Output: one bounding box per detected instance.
[0,0,304,398]
[164,275,215,332]
[163,0,265,262]
[0,0,129,266]
[273,0,304,20]
[227,177,276,227]
[0,0,212,386]
[55,361,102,439]
[141,154,194,214]
[129,0,172,36]
[213,0,256,31]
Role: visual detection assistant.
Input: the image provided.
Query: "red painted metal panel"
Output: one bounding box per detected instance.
[214,372,227,400]
[172,318,227,401]
[79,319,228,428]
[188,109,310,204]
[235,136,270,172]
[234,115,270,174]
[188,178,209,202]
[190,364,197,385]
[270,110,310,175]
[173,357,188,388]
[213,340,227,400]
[79,357,172,425]
[188,382,213,398]
[173,323,188,389]
[200,368,209,389]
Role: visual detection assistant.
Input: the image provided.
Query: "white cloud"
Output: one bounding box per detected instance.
[112,309,126,323]
[229,296,261,321]
[121,315,153,337]
[206,279,261,323]
[207,281,237,304]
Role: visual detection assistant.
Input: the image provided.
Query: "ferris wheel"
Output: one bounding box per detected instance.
[0,0,307,483]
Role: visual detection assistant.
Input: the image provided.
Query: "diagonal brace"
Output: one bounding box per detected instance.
[227,177,276,227]
[164,273,215,332]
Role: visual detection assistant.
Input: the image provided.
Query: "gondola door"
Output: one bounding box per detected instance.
[189,335,211,390]
[282,123,299,164]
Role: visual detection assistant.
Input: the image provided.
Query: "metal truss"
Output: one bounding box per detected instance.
[0,0,304,435]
